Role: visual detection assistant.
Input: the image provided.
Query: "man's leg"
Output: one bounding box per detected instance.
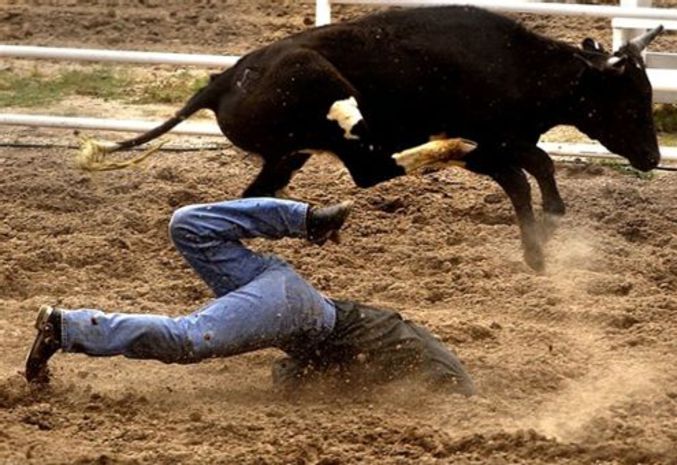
[26,198,349,381]
[168,197,309,296]
[168,197,351,294]
[57,264,335,363]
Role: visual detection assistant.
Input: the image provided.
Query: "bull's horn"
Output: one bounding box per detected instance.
[630,25,664,52]
[606,56,625,67]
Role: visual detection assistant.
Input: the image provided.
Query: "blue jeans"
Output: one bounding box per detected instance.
[60,198,337,363]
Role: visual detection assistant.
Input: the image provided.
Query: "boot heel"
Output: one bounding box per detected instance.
[35,305,54,331]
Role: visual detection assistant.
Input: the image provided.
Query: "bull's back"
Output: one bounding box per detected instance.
[223,6,557,148]
[309,8,532,93]
[298,7,545,139]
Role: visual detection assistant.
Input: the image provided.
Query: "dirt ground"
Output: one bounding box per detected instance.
[1,1,677,464]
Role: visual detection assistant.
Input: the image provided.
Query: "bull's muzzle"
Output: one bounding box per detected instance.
[630,150,661,171]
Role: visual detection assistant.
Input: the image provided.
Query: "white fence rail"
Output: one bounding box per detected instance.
[0,114,220,137]
[4,113,676,161]
[0,45,238,68]
[316,0,677,25]
[1,23,674,99]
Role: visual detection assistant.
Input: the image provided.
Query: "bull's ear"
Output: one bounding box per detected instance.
[581,38,606,54]
[574,53,604,73]
[573,52,626,80]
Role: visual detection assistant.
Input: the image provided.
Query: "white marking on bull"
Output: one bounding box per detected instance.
[327,96,363,140]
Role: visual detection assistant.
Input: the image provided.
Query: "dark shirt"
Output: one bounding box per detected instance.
[285,299,475,396]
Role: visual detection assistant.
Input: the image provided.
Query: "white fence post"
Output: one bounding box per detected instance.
[316,0,332,26]
[614,0,653,50]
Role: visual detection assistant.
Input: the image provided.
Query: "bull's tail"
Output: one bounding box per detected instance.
[76,72,228,171]
[117,82,217,150]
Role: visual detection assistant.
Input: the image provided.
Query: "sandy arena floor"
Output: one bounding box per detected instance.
[1,1,676,464]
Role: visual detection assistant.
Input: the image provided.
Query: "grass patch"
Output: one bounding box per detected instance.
[654,104,677,133]
[0,67,132,107]
[594,159,655,180]
[131,70,209,104]
[0,67,208,108]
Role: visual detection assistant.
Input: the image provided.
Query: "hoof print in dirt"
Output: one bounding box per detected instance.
[483,193,504,205]
[370,196,407,214]
[617,219,650,243]
[586,279,633,296]
[608,313,641,330]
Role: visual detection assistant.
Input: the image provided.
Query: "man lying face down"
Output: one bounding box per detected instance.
[26,197,475,396]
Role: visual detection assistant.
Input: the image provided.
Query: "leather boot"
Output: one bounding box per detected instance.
[306,201,352,245]
[25,305,63,383]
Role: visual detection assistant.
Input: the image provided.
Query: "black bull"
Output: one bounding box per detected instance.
[99,6,662,271]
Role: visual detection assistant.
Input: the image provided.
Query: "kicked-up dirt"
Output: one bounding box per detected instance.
[1,1,677,464]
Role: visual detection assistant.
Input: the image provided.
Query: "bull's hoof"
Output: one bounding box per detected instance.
[543,198,566,217]
[542,212,564,242]
[524,246,546,273]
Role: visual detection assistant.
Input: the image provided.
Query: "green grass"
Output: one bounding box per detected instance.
[654,104,677,133]
[594,159,655,180]
[0,67,208,107]
[0,67,132,107]
[131,70,209,104]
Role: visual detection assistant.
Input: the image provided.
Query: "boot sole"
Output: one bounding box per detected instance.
[25,305,56,382]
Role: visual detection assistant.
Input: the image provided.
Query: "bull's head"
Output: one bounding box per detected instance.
[574,26,663,171]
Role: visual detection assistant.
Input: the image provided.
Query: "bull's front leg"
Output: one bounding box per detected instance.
[466,152,544,272]
[242,152,312,198]
[516,146,566,240]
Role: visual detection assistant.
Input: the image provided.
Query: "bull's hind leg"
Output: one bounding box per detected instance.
[494,167,544,272]
[466,151,544,272]
[516,146,566,240]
